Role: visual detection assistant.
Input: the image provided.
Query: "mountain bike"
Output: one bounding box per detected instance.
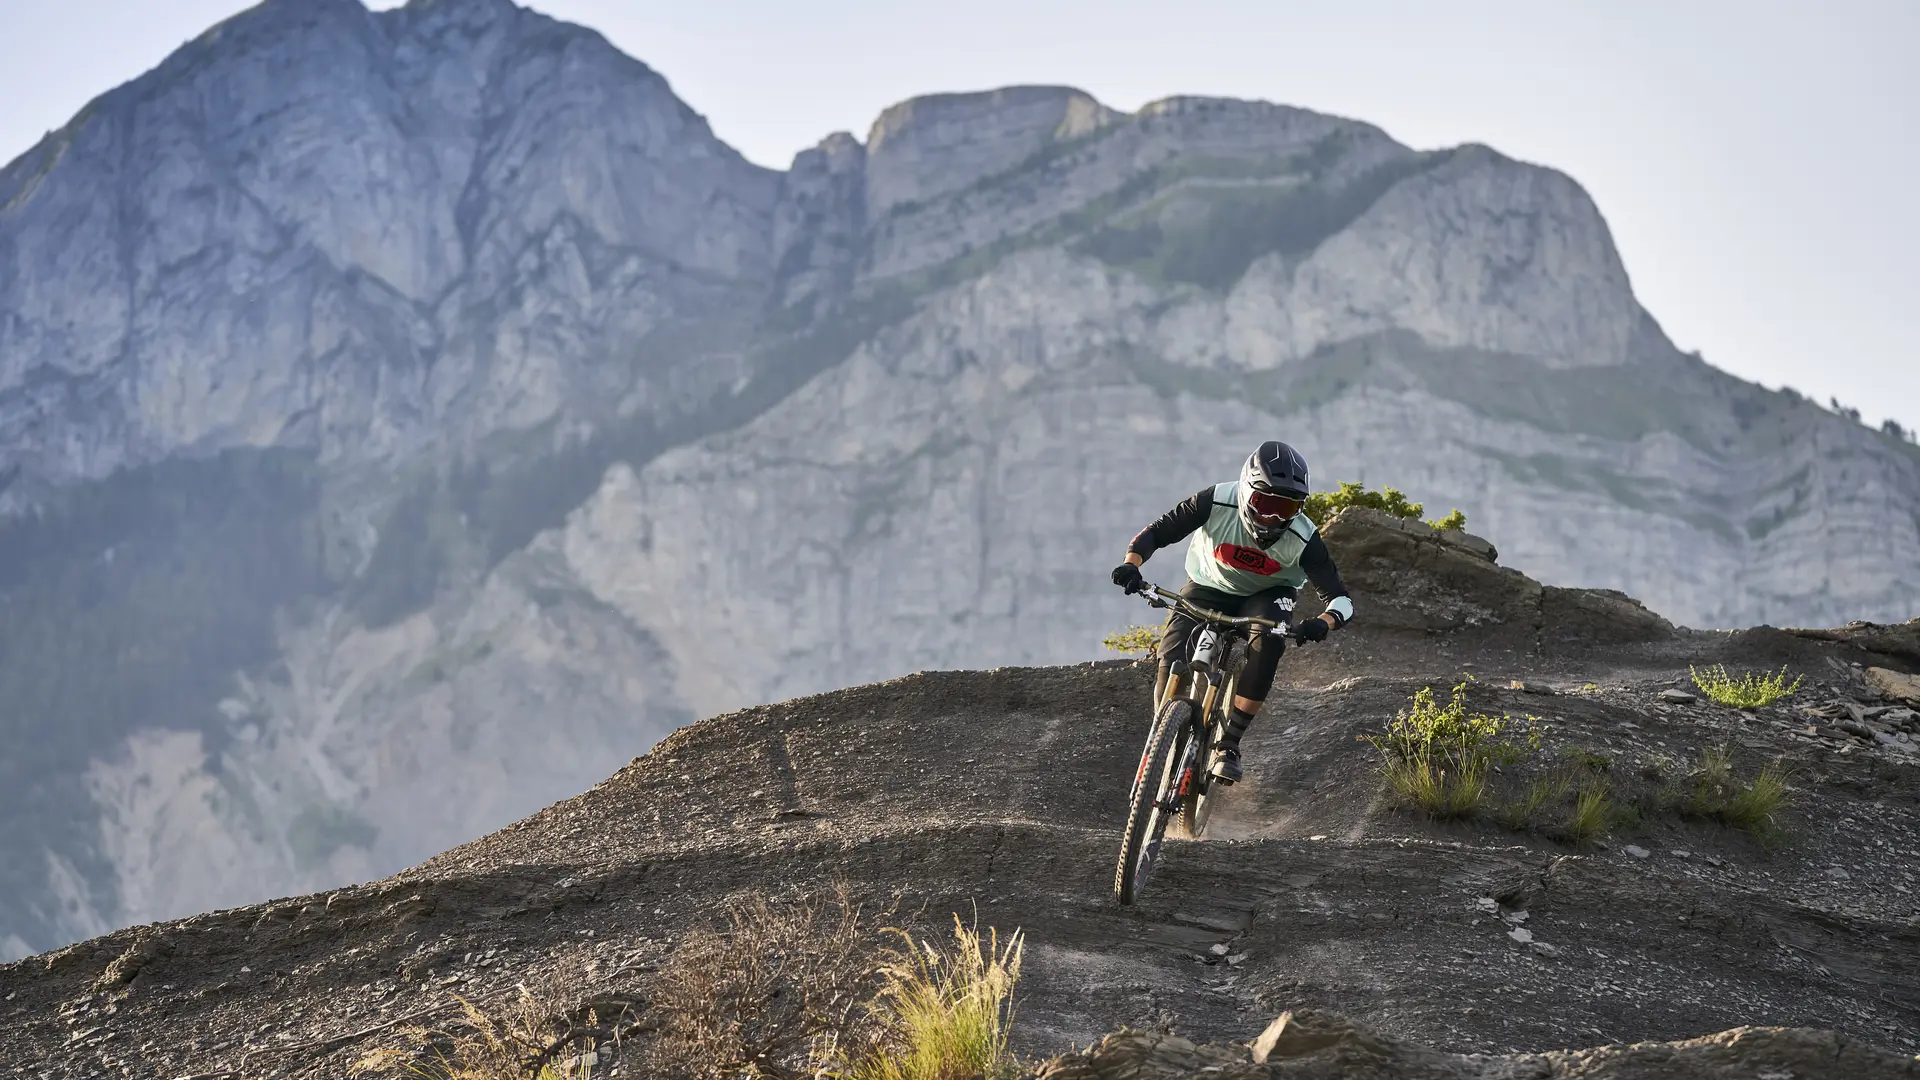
[1113,582,1314,905]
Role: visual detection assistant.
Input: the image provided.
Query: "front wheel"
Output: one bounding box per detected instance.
[1183,673,1235,838]
[1114,699,1194,905]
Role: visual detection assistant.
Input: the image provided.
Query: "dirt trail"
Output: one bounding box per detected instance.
[4,510,1918,1078]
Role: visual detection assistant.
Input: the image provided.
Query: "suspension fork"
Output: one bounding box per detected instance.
[1197,667,1225,731]
[1157,659,1191,713]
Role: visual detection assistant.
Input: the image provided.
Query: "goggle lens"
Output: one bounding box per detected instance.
[1248,489,1304,519]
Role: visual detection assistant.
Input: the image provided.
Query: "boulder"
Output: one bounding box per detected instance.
[1866,667,1920,705]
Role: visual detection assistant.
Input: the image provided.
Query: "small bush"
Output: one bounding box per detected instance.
[1102,626,1158,656]
[1370,679,1539,820]
[1690,664,1803,709]
[1568,747,1611,774]
[1610,801,1644,833]
[841,918,1025,1080]
[1301,481,1467,533]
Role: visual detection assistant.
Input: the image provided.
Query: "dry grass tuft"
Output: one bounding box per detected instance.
[351,964,638,1080]
[1563,784,1614,847]
[646,886,885,1080]
[1497,772,1570,830]
[1719,761,1792,831]
[841,917,1025,1080]
[1385,757,1488,819]
[1679,747,1794,835]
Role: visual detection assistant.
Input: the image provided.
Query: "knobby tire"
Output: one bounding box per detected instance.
[1115,698,1194,905]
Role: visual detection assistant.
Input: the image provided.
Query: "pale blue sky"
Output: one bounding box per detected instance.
[2,0,1914,429]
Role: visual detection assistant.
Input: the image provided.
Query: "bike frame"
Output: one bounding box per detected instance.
[1148,583,1287,714]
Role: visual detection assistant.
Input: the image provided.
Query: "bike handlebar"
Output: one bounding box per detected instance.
[1135,581,1318,642]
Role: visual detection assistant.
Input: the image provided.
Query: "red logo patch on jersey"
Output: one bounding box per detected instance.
[1214,543,1283,575]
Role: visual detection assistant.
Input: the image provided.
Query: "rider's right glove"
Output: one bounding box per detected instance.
[1111,562,1145,594]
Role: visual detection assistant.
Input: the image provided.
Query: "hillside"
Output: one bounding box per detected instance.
[1,0,1917,958]
[3,510,1916,1077]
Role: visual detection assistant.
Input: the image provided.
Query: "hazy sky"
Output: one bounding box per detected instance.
[2,0,1914,428]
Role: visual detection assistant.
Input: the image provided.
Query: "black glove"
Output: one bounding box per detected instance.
[1294,616,1330,642]
[1111,562,1145,594]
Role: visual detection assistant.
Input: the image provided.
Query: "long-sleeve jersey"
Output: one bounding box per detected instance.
[1129,482,1353,619]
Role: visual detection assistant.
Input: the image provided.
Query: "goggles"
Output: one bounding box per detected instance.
[1246,488,1304,520]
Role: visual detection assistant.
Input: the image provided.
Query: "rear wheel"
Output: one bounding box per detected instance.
[1114,698,1193,905]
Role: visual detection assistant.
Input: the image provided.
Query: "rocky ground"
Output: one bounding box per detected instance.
[3,511,1917,1078]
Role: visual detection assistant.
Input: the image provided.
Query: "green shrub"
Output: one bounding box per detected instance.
[1303,481,1421,523]
[1690,664,1803,708]
[1102,626,1158,656]
[1302,481,1468,533]
[1370,679,1540,820]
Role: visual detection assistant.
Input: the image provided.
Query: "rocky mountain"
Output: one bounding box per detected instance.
[4,510,1917,1076]
[2,0,1918,959]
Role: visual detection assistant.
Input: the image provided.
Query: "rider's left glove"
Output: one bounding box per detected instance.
[1294,616,1331,642]
[1111,562,1146,594]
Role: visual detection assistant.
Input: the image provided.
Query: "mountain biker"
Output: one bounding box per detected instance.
[1109,441,1354,784]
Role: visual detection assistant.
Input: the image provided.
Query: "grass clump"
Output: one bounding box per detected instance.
[1370,679,1540,820]
[1721,762,1793,831]
[1689,664,1803,709]
[1497,772,1569,830]
[1301,481,1468,532]
[1679,746,1794,835]
[841,918,1025,1080]
[1563,784,1614,847]
[1101,626,1158,656]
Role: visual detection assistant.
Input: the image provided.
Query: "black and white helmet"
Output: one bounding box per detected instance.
[1238,441,1310,544]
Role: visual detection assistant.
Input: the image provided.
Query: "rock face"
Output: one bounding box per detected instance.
[2,0,1918,957]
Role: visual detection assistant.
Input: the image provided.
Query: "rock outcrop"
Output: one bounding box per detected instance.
[1034,1010,1920,1079]
[1312,507,1674,647]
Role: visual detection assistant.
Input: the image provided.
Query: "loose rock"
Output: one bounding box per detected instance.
[1865,667,1920,705]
